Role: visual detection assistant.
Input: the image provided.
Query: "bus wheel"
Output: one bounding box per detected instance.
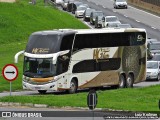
[38,90,47,94]
[68,79,77,94]
[118,75,126,88]
[126,74,134,88]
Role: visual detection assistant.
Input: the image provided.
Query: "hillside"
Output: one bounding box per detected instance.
[0,0,88,44]
[0,0,88,92]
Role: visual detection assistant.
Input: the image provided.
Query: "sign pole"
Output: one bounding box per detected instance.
[10,82,12,96]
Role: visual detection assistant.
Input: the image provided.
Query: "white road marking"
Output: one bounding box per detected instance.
[84,21,94,29]
[124,15,128,17]
[103,6,106,8]
[151,27,157,29]
[113,10,117,13]
[135,20,140,22]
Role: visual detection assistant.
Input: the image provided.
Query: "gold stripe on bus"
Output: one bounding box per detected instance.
[30,77,54,82]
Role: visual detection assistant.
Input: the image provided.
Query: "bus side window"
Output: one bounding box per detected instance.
[57,54,70,75]
[60,34,74,51]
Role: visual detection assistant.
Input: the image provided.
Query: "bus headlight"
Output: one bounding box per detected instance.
[49,76,61,83]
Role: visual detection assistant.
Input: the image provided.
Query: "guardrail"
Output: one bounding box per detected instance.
[141,0,160,6]
[128,0,160,15]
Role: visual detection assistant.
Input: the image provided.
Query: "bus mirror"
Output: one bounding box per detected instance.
[14,50,24,63]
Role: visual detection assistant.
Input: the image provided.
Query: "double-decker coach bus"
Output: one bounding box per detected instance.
[15,28,147,94]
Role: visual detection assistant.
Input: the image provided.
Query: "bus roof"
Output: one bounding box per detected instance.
[31,28,146,35]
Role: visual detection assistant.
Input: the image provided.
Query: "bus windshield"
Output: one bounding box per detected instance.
[25,34,60,54]
[23,57,56,78]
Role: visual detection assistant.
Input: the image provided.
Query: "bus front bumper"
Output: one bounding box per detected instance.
[22,81,57,91]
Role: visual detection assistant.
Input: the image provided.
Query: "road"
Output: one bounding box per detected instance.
[79,0,160,40]
[0,107,159,120]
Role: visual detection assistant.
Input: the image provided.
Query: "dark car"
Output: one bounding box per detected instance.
[95,16,103,28]
[83,8,95,22]
[66,0,75,12]
[71,2,83,14]
[90,11,103,25]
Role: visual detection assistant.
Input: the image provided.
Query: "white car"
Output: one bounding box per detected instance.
[62,0,70,11]
[55,0,63,5]
[113,0,128,9]
[75,6,87,18]
[102,16,121,28]
[146,61,160,81]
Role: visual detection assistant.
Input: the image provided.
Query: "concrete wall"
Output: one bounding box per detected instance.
[128,0,160,15]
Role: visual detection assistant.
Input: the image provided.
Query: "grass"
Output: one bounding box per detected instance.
[0,0,88,92]
[0,85,160,112]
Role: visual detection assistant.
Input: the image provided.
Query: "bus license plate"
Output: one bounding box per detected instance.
[35,87,41,90]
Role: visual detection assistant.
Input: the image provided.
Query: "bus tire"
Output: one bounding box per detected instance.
[118,75,126,88]
[68,79,77,94]
[38,90,47,94]
[126,74,134,88]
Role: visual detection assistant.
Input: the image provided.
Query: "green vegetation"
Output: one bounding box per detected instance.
[0,85,160,112]
[0,0,88,92]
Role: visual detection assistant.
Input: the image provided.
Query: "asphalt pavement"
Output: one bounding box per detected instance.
[79,0,160,40]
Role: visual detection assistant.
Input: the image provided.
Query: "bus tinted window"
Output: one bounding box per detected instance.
[72,58,121,73]
[60,34,74,51]
[73,32,146,50]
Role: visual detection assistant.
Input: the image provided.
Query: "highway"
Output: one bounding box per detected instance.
[79,0,160,40]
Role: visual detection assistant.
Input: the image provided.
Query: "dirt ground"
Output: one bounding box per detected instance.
[0,0,15,2]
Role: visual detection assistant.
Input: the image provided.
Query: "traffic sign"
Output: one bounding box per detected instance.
[2,64,18,82]
[87,89,98,110]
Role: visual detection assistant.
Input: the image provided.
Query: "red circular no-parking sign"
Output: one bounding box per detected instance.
[2,64,18,82]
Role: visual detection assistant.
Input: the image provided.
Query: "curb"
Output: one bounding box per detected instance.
[0,102,99,110]
[0,102,130,112]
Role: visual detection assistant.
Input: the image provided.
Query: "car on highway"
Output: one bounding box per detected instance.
[151,54,160,61]
[75,6,88,18]
[106,22,121,28]
[83,8,95,22]
[147,38,158,44]
[148,41,160,56]
[146,61,160,81]
[66,0,75,12]
[71,1,83,14]
[113,0,128,9]
[62,0,70,11]
[102,16,121,28]
[95,16,103,28]
[55,0,63,5]
[90,11,103,25]
[147,38,158,59]
[117,24,132,28]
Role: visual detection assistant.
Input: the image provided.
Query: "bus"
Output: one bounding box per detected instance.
[15,28,147,94]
